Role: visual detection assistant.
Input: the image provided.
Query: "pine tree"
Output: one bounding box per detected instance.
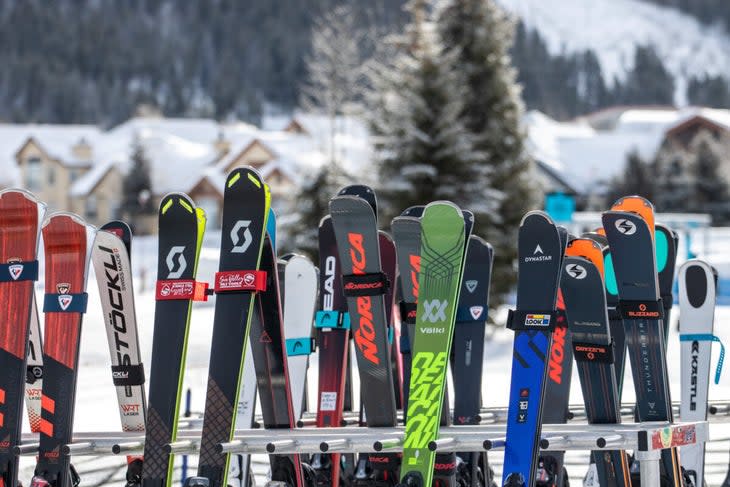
[366,0,484,224]
[436,0,532,305]
[653,143,693,212]
[689,131,730,223]
[620,45,675,105]
[121,137,154,222]
[606,150,657,205]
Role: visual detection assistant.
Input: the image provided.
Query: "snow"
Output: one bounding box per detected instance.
[495,0,730,104]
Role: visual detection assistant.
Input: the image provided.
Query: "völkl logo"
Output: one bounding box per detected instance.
[422,299,447,323]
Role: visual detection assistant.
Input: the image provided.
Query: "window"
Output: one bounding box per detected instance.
[85,195,98,219]
[25,157,42,190]
[70,169,78,182]
[48,167,55,185]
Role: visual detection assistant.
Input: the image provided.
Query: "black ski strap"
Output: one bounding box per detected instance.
[0,260,38,282]
[286,337,315,356]
[43,292,88,313]
[607,306,621,321]
[661,293,673,310]
[618,298,664,320]
[399,334,411,353]
[342,272,389,297]
[572,340,614,363]
[506,309,557,332]
[213,270,267,293]
[313,310,350,329]
[455,305,487,323]
[399,301,417,324]
[111,364,145,386]
[156,279,209,301]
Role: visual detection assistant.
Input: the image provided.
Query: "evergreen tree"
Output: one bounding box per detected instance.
[437,0,532,305]
[689,131,730,223]
[687,75,730,108]
[122,138,155,221]
[366,0,485,225]
[653,143,693,212]
[620,45,675,105]
[605,150,657,205]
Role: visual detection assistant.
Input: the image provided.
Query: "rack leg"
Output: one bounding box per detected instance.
[635,448,662,487]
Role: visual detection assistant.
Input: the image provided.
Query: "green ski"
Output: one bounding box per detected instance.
[400,201,467,487]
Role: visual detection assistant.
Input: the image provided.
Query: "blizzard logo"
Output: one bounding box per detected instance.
[230,220,253,253]
[548,325,566,384]
[322,256,336,310]
[8,264,23,280]
[465,280,478,293]
[525,244,552,262]
[615,219,637,235]
[422,299,447,323]
[626,303,660,318]
[524,314,550,327]
[58,295,73,311]
[165,246,187,278]
[690,341,699,411]
[349,232,379,365]
[566,263,587,279]
[469,306,483,320]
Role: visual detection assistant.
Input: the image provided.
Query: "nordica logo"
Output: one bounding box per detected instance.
[690,341,699,411]
[548,325,566,384]
[322,256,336,310]
[615,219,637,235]
[99,245,133,397]
[524,314,550,327]
[349,232,379,365]
[525,244,552,262]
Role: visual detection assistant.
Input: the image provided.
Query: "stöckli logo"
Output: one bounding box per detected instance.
[165,246,187,278]
[230,220,253,253]
[615,218,637,235]
[566,263,587,279]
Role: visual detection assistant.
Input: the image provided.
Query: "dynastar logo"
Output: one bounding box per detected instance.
[690,341,699,411]
[166,246,187,278]
[422,299,447,323]
[322,256,336,310]
[615,218,637,235]
[348,232,379,365]
[566,263,587,279]
[99,245,133,396]
[548,325,566,383]
[525,243,552,262]
[230,220,253,253]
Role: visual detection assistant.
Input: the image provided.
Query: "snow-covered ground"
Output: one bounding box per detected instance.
[15,231,730,486]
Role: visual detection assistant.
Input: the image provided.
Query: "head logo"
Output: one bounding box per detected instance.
[58,294,73,310]
[566,263,587,279]
[166,246,187,278]
[615,219,637,235]
[231,220,253,253]
[8,264,23,280]
[465,280,478,293]
[534,244,544,255]
[469,306,483,320]
[422,299,447,323]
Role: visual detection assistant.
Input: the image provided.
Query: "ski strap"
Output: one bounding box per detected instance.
[286,337,315,356]
[680,333,725,384]
[156,279,209,301]
[213,270,267,293]
[506,309,557,331]
[342,271,389,296]
[111,364,145,386]
[0,259,39,282]
[400,335,411,353]
[572,340,614,364]
[313,310,351,329]
[607,306,621,321]
[455,305,487,323]
[43,292,88,313]
[399,301,417,324]
[618,298,664,319]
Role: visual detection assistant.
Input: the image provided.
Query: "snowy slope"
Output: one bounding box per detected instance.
[495,0,730,104]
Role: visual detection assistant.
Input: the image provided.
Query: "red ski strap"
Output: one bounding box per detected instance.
[214,270,267,293]
[156,279,209,301]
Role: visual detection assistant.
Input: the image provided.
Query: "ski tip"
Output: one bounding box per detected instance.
[226,165,265,189]
[520,210,555,227]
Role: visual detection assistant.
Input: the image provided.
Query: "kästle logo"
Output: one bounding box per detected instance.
[525,244,552,262]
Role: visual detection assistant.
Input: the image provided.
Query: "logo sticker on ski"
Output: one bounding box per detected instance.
[422,299,447,323]
[230,220,253,253]
[465,280,478,293]
[165,246,187,278]
[615,219,637,235]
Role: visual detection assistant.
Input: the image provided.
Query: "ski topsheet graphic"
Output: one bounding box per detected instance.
[679,259,720,487]
[400,201,467,487]
[141,194,206,487]
[25,296,44,433]
[502,211,565,487]
[0,189,44,487]
[32,213,95,487]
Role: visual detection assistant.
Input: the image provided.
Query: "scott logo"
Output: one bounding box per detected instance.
[422,299,447,323]
[166,246,187,278]
[230,220,253,253]
[566,263,587,279]
[348,232,379,365]
[615,219,637,235]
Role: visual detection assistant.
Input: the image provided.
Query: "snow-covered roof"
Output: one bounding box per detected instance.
[70,160,115,197]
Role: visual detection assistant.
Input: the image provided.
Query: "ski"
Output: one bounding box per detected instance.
[0,189,44,487]
[400,201,468,487]
[602,196,682,487]
[141,193,206,487]
[25,296,44,433]
[379,232,401,411]
[655,223,678,345]
[501,211,565,487]
[451,236,493,487]
[311,215,351,487]
[679,259,720,487]
[561,238,631,487]
[195,167,270,487]
[92,221,147,485]
[31,212,95,487]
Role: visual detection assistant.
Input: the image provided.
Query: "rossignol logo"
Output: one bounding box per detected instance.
[348,232,379,365]
[525,243,552,262]
[322,256,336,310]
[548,325,566,384]
[99,245,133,397]
[56,283,70,294]
[165,246,187,278]
[615,218,637,235]
[404,351,447,452]
[566,263,587,279]
[422,299,447,323]
[230,220,253,253]
[469,306,483,320]
[8,263,23,280]
[626,303,660,318]
[465,280,478,293]
[524,314,550,327]
[690,341,699,411]
[56,283,73,310]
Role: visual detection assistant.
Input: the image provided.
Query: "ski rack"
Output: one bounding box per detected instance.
[17,421,708,487]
